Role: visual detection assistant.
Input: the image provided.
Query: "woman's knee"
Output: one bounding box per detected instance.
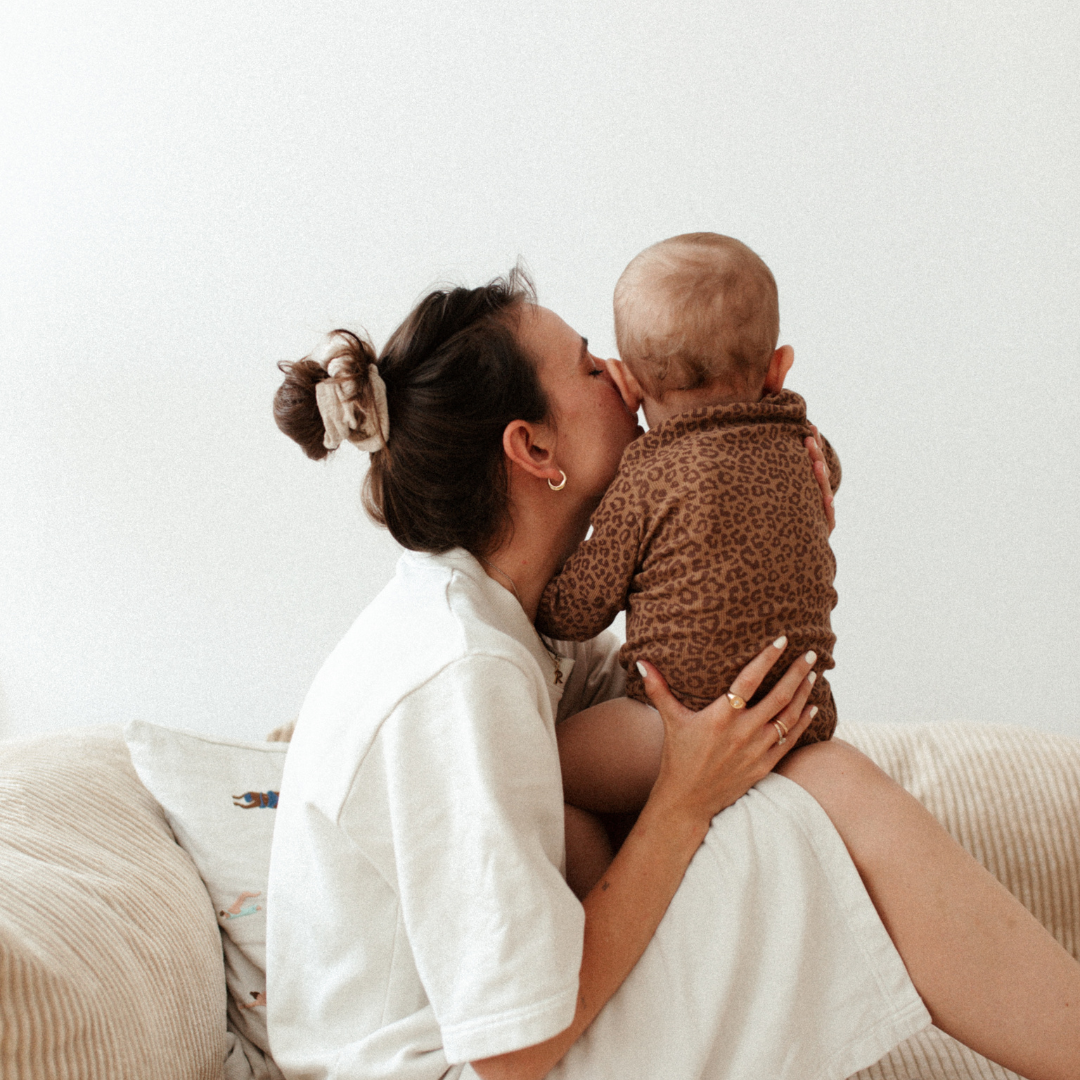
[776,738,900,827]
[776,736,868,782]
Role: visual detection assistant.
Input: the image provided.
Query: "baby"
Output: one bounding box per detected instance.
[535,233,841,894]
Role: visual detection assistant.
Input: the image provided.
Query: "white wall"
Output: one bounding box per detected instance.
[2,0,1077,742]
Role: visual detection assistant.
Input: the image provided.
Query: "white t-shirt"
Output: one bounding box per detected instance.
[266,549,624,1080]
[267,547,930,1080]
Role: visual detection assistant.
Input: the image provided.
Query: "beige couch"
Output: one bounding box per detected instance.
[2,719,1078,1080]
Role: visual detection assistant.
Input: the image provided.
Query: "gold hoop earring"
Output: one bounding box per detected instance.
[548,469,567,492]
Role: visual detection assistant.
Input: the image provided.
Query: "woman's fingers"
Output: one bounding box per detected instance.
[635,660,692,725]
[808,425,827,474]
[763,679,819,758]
[817,463,836,534]
[724,635,790,708]
[643,640,817,742]
[805,428,836,534]
[643,634,795,726]
[750,648,818,724]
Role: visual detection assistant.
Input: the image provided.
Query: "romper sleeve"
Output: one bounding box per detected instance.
[370,653,585,1065]
[536,466,645,641]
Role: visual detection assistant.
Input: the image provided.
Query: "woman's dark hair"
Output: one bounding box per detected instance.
[273,268,549,556]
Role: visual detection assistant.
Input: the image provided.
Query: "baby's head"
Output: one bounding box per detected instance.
[614,233,784,407]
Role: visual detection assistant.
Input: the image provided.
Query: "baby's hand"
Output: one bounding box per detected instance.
[603,357,643,415]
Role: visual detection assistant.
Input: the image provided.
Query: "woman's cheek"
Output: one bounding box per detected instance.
[618,400,642,448]
[605,411,638,478]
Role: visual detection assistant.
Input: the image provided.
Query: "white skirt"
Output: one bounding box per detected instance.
[492,773,930,1080]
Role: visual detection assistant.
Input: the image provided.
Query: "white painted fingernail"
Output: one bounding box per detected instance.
[810,706,819,718]
[805,651,817,665]
[773,636,787,649]
[808,671,817,685]
[636,661,648,678]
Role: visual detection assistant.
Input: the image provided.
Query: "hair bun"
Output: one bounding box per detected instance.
[273,357,333,460]
[274,330,385,460]
[308,330,375,372]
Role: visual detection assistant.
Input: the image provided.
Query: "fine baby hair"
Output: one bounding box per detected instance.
[613,232,780,400]
[272,268,547,556]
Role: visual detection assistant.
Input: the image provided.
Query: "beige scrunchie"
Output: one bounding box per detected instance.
[312,343,390,452]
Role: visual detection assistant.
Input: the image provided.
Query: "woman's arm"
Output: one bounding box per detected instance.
[471,639,821,1080]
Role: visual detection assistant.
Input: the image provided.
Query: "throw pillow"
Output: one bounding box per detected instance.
[125,719,288,1077]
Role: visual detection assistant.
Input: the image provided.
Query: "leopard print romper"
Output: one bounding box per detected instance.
[536,389,840,747]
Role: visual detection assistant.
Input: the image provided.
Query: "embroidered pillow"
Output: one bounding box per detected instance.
[125,720,287,1070]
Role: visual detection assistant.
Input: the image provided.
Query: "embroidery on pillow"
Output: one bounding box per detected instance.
[232,790,279,808]
[220,891,263,919]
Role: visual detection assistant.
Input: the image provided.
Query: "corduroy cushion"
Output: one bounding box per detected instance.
[841,720,1080,1080]
[0,726,226,1080]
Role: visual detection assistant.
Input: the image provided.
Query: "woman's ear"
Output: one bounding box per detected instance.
[502,420,561,485]
[763,345,794,394]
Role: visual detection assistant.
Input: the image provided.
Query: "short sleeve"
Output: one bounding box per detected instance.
[361,654,584,1065]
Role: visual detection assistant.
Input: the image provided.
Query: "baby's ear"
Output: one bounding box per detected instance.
[763,345,794,393]
[605,358,644,412]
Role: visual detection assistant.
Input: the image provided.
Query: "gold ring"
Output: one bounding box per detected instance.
[726,692,747,710]
[771,720,787,746]
[773,718,789,738]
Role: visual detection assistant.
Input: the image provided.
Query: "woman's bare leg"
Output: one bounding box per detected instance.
[778,739,1080,1080]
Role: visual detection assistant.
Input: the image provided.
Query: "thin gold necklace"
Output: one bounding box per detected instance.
[477,555,563,683]
[477,554,523,604]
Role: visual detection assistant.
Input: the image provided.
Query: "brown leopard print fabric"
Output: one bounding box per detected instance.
[536,389,840,747]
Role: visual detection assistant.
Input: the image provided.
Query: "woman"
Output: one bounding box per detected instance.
[267,271,1080,1080]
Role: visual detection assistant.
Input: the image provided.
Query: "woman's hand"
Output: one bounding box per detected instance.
[638,637,819,836]
[805,424,836,534]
